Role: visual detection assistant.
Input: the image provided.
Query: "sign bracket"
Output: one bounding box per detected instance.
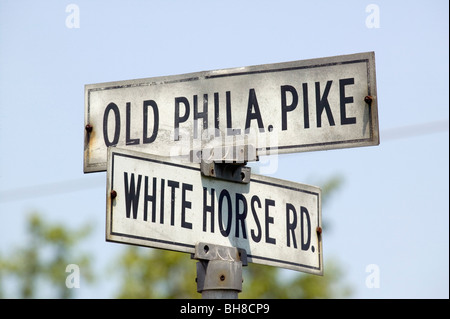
[192,144,258,184]
[192,242,248,299]
[200,161,252,184]
[192,145,254,297]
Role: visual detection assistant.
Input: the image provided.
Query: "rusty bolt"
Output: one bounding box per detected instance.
[110,190,117,199]
[316,226,322,235]
[85,124,93,133]
[364,95,373,105]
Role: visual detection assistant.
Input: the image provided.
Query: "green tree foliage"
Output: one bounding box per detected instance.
[0,213,94,298]
[0,174,351,299]
[112,247,351,299]
[113,175,352,299]
[114,247,197,298]
[240,259,351,298]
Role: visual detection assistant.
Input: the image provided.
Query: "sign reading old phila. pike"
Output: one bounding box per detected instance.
[85,52,378,172]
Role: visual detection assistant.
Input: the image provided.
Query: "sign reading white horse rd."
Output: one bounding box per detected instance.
[85,52,378,173]
[106,148,323,275]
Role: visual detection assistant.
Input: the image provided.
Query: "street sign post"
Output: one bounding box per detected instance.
[86,52,378,173]
[106,147,322,275]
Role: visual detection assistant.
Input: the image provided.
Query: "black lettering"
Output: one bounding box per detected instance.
[265,199,276,245]
[226,91,240,135]
[250,196,262,243]
[174,97,190,141]
[124,172,142,219]
[245,88,264,133]
[144,176,157,222]
[286,203,297,248]
[126,102,140,145]
[160,178,165,224]
[181,183,193,229]
[167,180,180,226]
[214,93,220,137]
[203,187,215,233]
[235,193,248,239]
[315,81,335,127]
[193,94,208,139]
[218,189,232,237]
[339,78,356,125]
[281,85,298,131]
[302,83,310,129]
[143,100,159,143]
[301,206,311,251]
[103,102,120,146]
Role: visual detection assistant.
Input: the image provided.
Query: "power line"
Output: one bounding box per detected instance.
[381,119,449,141]
[0,174,105,203]
[0,120,448,203]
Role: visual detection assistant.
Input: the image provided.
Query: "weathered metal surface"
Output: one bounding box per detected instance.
[85,52,378,173]
[106,147,322,275]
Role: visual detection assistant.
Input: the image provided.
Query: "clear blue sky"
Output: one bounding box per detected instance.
[0,0,448,298]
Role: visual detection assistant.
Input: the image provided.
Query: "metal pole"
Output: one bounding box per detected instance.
[193,151,252,298]
[193,242,247,299]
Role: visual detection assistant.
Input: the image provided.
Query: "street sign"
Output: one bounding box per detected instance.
[106,147,323,275]
[85,51,379,173]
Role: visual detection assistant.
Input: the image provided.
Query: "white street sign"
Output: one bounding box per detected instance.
[106,147,323,275]
[85,52,379,173]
